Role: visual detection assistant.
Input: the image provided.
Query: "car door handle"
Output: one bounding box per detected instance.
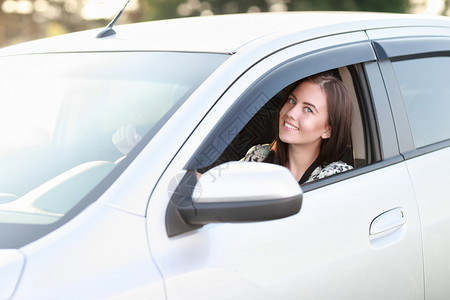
[370,207,406,235]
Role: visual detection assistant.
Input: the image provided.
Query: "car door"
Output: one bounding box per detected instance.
[146,31,424,299]
[369,27,450,299]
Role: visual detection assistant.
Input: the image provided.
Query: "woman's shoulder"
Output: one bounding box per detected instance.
[240,144,271,162]
[323,161,353,173]
[307,161,353,183]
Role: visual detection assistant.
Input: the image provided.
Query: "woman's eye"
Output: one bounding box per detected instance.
[304,107,313,113]
[288,98,296,105]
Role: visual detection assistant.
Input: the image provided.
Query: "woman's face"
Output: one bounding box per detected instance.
[279,80,331,149]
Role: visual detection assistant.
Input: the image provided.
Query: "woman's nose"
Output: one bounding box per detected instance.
[286,105,300,120]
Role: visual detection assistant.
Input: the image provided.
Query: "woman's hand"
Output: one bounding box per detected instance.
[112,125,142,155]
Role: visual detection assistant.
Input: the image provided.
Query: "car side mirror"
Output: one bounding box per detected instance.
[166,162,303,237]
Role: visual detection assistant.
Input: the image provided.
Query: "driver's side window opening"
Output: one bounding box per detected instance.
[199,66,369,179]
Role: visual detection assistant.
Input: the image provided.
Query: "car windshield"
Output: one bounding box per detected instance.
[0,51,227,246]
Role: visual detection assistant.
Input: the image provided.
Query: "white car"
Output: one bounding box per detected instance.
[1,11,450,299]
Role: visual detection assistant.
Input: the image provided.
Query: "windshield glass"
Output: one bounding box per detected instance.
[0,51,227,247]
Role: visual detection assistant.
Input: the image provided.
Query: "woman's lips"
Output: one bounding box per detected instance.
[283,121,299,130]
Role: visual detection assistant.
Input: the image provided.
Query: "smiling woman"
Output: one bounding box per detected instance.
[241,72,353,184]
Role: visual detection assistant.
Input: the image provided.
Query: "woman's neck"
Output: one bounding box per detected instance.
[286,144,320,182]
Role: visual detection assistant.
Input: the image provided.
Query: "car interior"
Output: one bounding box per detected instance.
[205,66,368,175]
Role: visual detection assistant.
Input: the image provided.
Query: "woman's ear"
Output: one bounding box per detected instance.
[322,126,331,139]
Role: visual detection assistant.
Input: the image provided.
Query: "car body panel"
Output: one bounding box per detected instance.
[405,147,450,299]
[148,155,423,299]
[14,201,165,299]
[369,25,450,299]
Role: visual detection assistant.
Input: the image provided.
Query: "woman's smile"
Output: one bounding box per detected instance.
[283,121,299,131]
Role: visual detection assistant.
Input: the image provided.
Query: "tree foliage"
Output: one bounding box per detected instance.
[289,0,408,12]
[140,0,409,21]
[0,0,142,47]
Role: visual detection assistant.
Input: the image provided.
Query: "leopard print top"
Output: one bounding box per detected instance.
[240,144,353,184]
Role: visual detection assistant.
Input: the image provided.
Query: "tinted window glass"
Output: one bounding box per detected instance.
[392,56,450,147]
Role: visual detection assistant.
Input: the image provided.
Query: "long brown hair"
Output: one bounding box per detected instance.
[265,72,352,166]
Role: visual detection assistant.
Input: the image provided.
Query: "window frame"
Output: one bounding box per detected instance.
[373,36,450,157]
[186,39,377,172]
[179,32,408,197]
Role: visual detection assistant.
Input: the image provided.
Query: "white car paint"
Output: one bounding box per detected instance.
[0,11,449,300]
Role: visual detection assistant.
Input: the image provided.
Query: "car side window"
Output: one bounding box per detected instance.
[391,56,450,148]
[195,65,370,180]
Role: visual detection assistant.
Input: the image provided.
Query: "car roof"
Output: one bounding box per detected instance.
[2,11,450,56]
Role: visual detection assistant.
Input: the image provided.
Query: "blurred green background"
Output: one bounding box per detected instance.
[1,0,449,47]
